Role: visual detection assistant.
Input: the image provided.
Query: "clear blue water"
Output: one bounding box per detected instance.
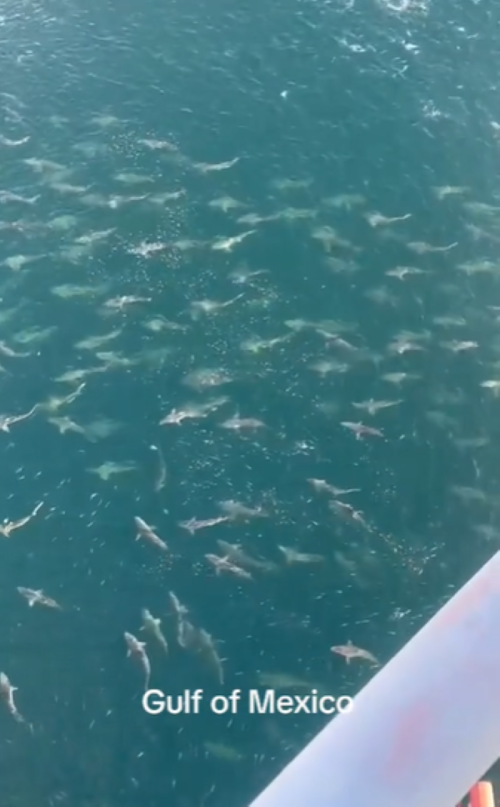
[1,1,500,805]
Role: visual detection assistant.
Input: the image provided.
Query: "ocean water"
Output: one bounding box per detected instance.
[1,0,500,806]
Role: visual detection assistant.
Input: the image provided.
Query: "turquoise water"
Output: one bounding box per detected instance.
[1,0,500,805]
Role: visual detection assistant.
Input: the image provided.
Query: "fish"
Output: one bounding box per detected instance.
[179,516,229,535]
[0,502,43,538]
[0,403,39,432]
[352,398,403,416]
[17,587,62,609]
[220,415,267,432]
[340,421,384,440]
[278,545,324,565]
[194,628,225,685]
[216,540,277,573]
[307,478,361,497]
[124,632,151,690]
[205,553,253,580]
[331,640,379,666]
[150,444,167,491]
[329,500,371,531]
[170,604,224,683]
[88,460,137,481]
[169,592,195,649]
[177,618,200,651]
[204,741,245,763]
[0,672,25,723]
[218,500,268,520]
[141,608,168,654]
[211,230,256,252]
[102,294,151,312]
[134,516,169,553]
[0,340,30,357]
[365,212,411,227]
[168,591,188,619]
